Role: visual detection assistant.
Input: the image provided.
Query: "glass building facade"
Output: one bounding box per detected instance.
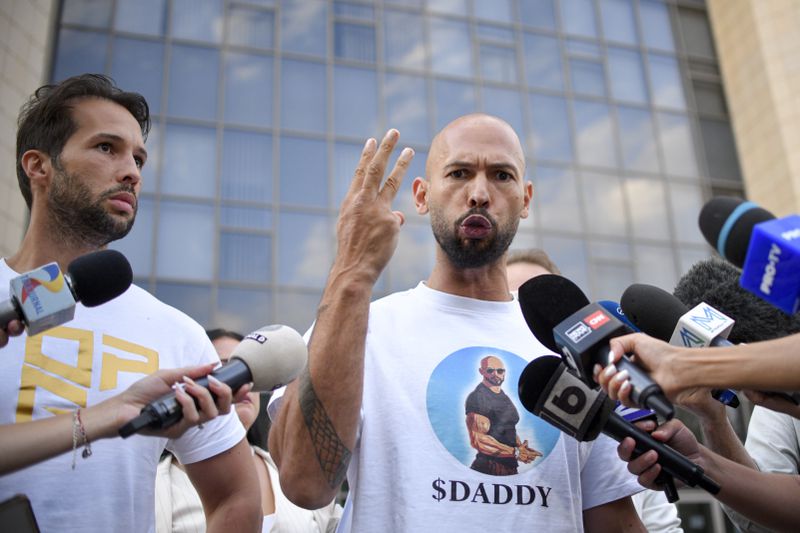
[51,0,743,335]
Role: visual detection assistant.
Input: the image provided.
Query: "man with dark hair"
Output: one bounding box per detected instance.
[0,74,260,532]
[269,115,645,531]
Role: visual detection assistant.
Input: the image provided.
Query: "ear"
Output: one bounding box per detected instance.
[21,149,54,190]
[412,176,429,215]
[520,180,533,219]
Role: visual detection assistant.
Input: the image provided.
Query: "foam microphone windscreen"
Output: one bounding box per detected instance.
[699,197,775,268]
[620,284,689,342]
[674,258,800,344]
[231,324,308,391]
[517,274,590,352]
[67,250,133,307]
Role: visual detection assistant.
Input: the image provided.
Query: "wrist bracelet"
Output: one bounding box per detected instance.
[71,408,93,470]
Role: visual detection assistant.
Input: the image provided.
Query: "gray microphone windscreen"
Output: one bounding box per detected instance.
[231,325,308,391]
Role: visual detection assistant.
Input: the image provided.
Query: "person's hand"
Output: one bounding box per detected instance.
[617,418,702,490]
[106,364,253,439]
[745,390,800,419]
[333,129,414,286]
[518,440,542,463]
[0,319,24,348]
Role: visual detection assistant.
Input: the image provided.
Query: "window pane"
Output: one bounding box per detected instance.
[141,124,160,194]
[156,201,215,280]
[224,52,273,127]
[581,172,627,237]
[216,288,273,334]
[281,59,326,133]
[649,54,686,109]
[617,106,660,173]
[608,48,648,104]
[334,2,374,20]
[529,93,573,163]
[428,0,468,15]
[220,232,271,283]
[168,45,219,121]
[624,177,670,240]
[430,18,473,78]
[155,283,212,326]
[434,79,477,131]
[533,165,582,232]
[477,24,514,44]
[52,29,107,83]
[640,0,675,51]
[699,119,742,182]
[482,87,524,140]
[560,0,598,38]
[669,182,705,244]
[658,112,698,177]
[221,206,272,230]
[171,0,223,43]
[62,0,112,28]
[281,0,327,57]
[109,197,154,276]
[678,8,716,59]
[474,0,513,23]
[519,0,556,30]
[592,262,635,302]
[334,66,378,138]
[541,234,590,295]
[693,81,727,116]
[479,44,518,84]
[114,0,166,36]
[221,130,272,202]
[522,33,563,91]
[280,137,328,208]
[335,22,376,62]
[569,58,606,97]
[573,100,618,168]
[275,289,321,333]
[390,224,435,292]
[110,38,164,115]
[278,212,333,288]
[385,74,430,145]
[162,124,217,198]
[384,10,425,69]
[635,244,676,290]
[600,0,637,45]
[227,5,275,49]
[333,142,363,207]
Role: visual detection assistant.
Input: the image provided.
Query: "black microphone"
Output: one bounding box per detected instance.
[119,325,308,437]
[1,250,132,336]
[518,274,674,420]
[518,356,720,496]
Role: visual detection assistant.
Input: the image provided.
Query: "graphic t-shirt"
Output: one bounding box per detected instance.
[0,259,245,533]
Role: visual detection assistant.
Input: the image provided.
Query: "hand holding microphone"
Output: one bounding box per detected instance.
[119,324,308,438]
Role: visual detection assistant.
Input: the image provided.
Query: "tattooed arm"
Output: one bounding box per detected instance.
[268,130,414,509]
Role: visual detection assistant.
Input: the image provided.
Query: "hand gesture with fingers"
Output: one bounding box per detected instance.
[334,129,414,285]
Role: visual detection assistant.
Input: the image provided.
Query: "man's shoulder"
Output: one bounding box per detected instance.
[105,284,209,340]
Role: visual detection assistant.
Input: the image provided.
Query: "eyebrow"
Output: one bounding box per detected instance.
[89,132,149,160]
[444,160,521,174]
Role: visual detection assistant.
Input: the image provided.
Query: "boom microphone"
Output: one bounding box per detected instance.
[0,250,133,336]
[518,356,720,496]
[518,275,674,420]
[119,325,307,437]
[699,196,800,314]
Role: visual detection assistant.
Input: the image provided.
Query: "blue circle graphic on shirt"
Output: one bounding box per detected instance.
[426,346,561,475]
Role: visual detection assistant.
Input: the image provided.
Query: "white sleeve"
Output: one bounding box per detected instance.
[744,406,800,474]
[579,435,644,510]
[632,489,683,533]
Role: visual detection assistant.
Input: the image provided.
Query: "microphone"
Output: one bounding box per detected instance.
[699,196,800,314]
[119,325,308,438]
[518,275,675,420]
[0,250,133,336]
[621,283,745,407]
[518,356,720,496]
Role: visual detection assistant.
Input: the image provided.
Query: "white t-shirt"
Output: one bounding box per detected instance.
[272,282,641,532]
[0,259,245,533]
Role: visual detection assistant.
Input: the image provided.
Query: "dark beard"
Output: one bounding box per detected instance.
[47,164,137,248]
[430,207,518,269]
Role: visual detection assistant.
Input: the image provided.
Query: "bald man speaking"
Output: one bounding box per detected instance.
[268,115,645,532]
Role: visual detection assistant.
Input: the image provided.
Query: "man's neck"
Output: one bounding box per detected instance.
[425,253,512,302]
[6,213,101,273]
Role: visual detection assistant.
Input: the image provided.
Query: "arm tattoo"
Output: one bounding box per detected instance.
[298,367,352,489]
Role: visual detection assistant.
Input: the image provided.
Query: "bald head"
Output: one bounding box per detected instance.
[425,114,526,180]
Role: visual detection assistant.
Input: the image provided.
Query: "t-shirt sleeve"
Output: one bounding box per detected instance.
[745,406,800,474]
[579,435,643,510]
[167,335,246,464]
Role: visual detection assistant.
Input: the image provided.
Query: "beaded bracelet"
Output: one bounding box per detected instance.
[71,408,93,470]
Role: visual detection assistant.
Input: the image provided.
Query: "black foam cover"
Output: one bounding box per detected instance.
[620,284,688,342]
[698,196,774,267]
[67,250,133,307]
[518,274,590,352]
[674,258,800,344]
[517,355,563,415]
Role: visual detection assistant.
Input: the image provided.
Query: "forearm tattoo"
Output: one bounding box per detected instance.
[298,367,351,489]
